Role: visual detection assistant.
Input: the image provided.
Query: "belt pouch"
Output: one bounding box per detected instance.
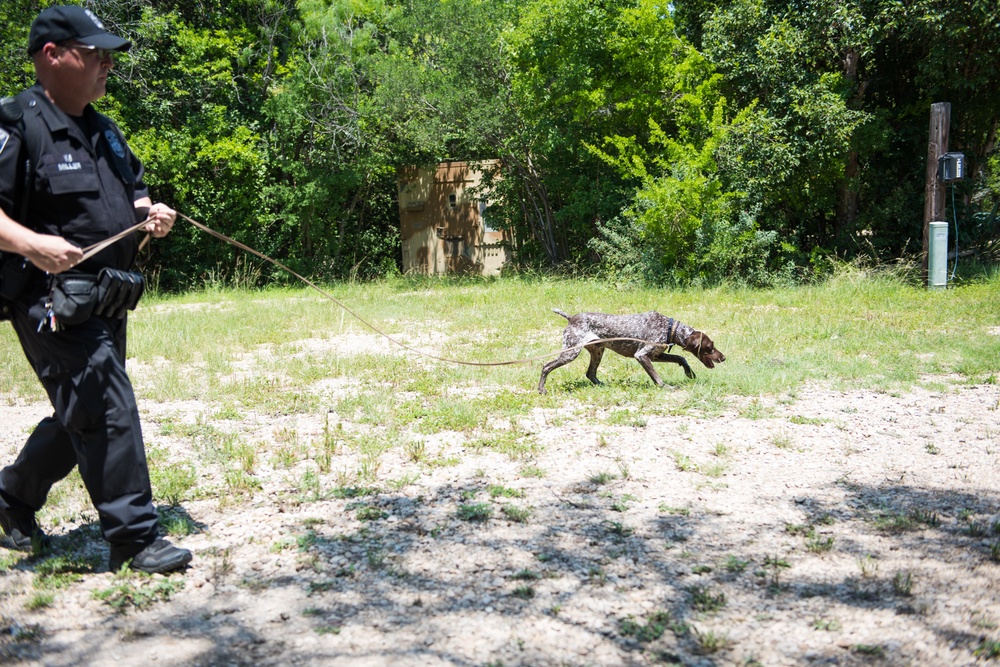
[50,273,98,325]
[120,272,146,316]
[94,268,124,317]
[95,268,146,318]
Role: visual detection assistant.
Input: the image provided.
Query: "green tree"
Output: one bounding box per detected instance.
[581,2,781,285]
[702,0,873,255]
[0,0,45,97]
[874,0,1000,263]
[373,0,657,267]
[96,0,273,289]
[699,0,1000,264]
[504,0,648,265]
[262,0,403,280]
[370,0,564,264]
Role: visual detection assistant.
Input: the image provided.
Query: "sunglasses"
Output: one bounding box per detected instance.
[61,42,115,60]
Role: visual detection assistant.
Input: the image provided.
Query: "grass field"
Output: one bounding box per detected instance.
[5,264,997,402]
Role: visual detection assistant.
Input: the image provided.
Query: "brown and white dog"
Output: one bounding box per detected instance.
[538,309,725,394]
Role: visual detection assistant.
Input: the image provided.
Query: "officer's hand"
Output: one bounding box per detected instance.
[26,234,83,274]
[144,203,176,238]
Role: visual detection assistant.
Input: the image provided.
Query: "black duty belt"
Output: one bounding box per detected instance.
[45,268,146,330]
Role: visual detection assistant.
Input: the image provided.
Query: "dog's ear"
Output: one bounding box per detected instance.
[696,332,710,354]
[696,334,710,366]
[683,331,700,353]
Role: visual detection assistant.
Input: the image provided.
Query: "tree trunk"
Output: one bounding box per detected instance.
[504,151,561,265]
[835,46,865,240]
[834,150,859,240]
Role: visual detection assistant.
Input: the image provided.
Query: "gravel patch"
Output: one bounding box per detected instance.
[2,377,999,666]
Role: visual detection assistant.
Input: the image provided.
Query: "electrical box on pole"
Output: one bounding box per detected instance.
[938,152,965,183]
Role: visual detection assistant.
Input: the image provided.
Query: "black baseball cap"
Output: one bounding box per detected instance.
[27,5,131,56]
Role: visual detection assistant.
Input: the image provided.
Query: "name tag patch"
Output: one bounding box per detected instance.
[57,161,83,171]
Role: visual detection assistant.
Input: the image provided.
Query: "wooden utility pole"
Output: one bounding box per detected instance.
[923,103,950,285]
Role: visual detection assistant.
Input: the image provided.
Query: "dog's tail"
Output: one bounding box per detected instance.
[552,308,571,320]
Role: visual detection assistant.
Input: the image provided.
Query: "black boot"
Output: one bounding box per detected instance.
[109,538,192,574]
[0,506,47,553]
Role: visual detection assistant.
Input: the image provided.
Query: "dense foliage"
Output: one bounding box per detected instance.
[1,0,998,289]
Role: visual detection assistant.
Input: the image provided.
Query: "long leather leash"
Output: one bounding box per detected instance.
[80,212,676,368]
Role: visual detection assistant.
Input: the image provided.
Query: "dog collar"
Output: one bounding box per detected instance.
[667,318,678,345]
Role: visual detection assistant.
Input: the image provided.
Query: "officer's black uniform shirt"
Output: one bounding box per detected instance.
[0,83,149,285]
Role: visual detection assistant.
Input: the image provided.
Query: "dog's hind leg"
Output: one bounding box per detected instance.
[584,345,605,386]
[539,330,600,394]
[538,346,582,394]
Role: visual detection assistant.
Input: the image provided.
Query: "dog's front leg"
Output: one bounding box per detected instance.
[652,351,696,380]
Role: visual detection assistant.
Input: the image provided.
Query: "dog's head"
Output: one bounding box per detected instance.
[683,330,726,369]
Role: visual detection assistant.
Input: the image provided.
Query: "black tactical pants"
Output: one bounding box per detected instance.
[0,301,158,554]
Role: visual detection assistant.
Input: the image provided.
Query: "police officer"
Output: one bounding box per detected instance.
[0,5,191,573]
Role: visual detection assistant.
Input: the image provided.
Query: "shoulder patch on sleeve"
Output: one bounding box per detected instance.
[104,129,126,158]
[0,97,22,124]
[0,128,10,157]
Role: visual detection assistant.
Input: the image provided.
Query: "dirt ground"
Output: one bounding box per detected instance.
[2,357,999,665]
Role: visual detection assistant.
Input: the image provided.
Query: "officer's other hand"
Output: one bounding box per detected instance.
[144,203,176,238]
[27,235,83,274]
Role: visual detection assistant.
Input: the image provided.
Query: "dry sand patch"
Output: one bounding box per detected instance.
[1,379,998,666]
